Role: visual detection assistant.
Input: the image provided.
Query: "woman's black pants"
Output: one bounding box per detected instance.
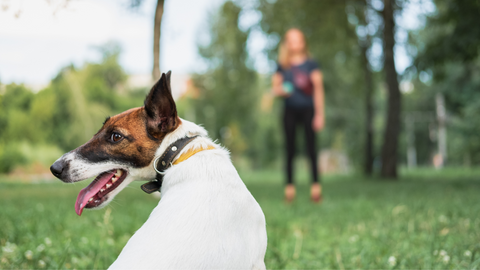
[283,106,319,185]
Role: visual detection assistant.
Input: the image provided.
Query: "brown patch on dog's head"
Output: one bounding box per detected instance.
[75,71,180,168]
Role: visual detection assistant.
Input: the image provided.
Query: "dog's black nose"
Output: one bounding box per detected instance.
[50,160,65,178]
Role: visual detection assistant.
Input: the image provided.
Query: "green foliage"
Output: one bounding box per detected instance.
[0,84,36,142]
[0,142,26,173]
[0,42,144,173]
[190,0,383,169]
[1,169,480,269]
[191,1,276,166]
[83,42,128,108]
[256,0,373,169]
[413,0,480,166]
[449,98,480,165]
[416,0,480,70]
[402,87,437,166]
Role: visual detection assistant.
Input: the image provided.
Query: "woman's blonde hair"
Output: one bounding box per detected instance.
[278,28,311,69]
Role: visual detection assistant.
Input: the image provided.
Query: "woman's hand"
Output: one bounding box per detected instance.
[272,73,290,97]
[272,86,290,97]
[310,70,325,132]
[312,113,324,132]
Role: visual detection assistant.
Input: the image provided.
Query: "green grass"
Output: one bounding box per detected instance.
[1,168,480,269]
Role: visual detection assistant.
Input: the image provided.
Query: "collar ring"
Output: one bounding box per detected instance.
[153,156,166,175]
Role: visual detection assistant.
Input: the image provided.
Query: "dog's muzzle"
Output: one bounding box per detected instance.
[51,158,68,180]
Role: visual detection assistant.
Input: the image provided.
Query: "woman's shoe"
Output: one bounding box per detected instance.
[310,183,322,203]
[284,184,296,203]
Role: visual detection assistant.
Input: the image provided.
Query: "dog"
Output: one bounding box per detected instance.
[50,71,267,269]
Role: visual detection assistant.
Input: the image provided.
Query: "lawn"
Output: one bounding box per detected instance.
[1,168,479,269]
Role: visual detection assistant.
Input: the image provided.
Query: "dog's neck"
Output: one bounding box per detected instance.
[153,118,209,158]
[141,135,215,194]
[148,119,220,188]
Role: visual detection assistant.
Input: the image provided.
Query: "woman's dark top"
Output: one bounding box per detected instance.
[276,59,320,109]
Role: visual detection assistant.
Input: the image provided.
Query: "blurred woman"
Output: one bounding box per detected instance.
[272,28,325,203]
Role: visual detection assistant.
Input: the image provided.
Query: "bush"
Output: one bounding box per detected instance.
[0,142,26,173]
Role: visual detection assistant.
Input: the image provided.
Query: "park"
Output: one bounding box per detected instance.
[1,0,479,269]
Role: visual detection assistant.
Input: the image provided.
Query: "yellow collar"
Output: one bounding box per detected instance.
[173,145,216,165]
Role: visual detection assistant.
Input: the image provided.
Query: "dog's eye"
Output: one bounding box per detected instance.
[110,133,123,143]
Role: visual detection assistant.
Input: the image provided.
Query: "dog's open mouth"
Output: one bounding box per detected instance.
[75,169,127,216]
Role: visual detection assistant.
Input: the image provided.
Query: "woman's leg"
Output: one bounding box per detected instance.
[302,108,318,183]
[302,108,322,202]
[283,107,297,202]
[283,107,297,185]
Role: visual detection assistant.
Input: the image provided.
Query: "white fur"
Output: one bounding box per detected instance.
[107,119,268,269]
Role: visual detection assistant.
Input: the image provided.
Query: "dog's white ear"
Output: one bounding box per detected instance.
[144,71,178,138]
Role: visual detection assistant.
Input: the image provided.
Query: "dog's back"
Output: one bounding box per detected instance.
[50,72,267,269]
[109,121,267,269]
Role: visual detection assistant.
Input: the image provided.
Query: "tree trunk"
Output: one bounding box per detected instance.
[152,0,165,81]
[360,0,374,176]
[380,0,401,179]
[435,93,447,166]
[362,43,374,175]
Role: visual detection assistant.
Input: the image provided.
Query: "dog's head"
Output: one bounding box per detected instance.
[50,71,179,215]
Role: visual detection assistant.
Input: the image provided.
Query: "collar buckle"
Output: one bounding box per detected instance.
[153,156,166,175]
[141,135,199,194]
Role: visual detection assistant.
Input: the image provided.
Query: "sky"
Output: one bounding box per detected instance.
[0,0,224,85]
[0,0,432,86]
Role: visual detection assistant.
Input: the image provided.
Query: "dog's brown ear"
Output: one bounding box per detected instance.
[144,71,177,138]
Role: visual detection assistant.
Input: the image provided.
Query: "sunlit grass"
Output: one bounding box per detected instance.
[1,168,479,269]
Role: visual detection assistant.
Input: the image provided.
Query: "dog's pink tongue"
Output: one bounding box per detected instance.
[75,170,116,216]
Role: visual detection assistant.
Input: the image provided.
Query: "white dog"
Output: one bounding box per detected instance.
[50,71,267,269]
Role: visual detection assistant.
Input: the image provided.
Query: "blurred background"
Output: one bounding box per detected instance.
[1,0,479,269]
[1,0,479,176]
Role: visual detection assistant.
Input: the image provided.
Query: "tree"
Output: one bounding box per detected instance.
[257,0,366,168]
[130,0,165,81]
[348,0,378,175]
[414,0,480,165]
[0,43,146,173]
[152,0,165,80]
[192,1,259,160]
[416,1,480,70]
[380,0,401,178]
[359,3,375,176]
